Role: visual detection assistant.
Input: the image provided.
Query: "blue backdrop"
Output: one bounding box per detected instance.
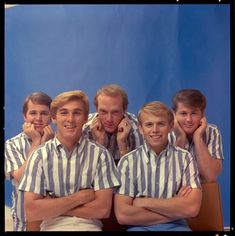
[5,4,230,227]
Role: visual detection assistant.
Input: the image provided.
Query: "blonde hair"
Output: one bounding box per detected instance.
[94,84,128,111]
[138,101,174,125]
[50,90,89,117]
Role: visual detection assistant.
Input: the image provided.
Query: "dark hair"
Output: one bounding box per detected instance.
[22,92,52,115]
[172,89,206,112]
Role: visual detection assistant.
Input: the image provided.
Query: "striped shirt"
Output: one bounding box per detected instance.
[83,112,144,161]
[169,123,224,160]
[19,134,120,198]
[116,142,201,198]
[5,132,31,231]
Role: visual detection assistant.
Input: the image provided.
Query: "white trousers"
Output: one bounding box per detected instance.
[40,216,103,231]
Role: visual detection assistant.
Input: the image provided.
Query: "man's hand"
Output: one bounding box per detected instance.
[23,122,41,145]
[41,125,54,144]
[175,185,192,198]
[117,116,131,156]
[90,116,105,145]
[173,114,187,148]
[193,117,207,142]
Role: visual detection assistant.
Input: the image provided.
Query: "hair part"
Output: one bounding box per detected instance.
[94,84,128,111]
[22,92,52,115]
[50,90,89,117]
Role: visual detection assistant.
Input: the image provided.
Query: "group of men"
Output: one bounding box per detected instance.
[5,84,224,231]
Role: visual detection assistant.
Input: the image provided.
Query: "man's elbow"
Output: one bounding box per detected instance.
[115,211,129,225]
[97,206,111,219]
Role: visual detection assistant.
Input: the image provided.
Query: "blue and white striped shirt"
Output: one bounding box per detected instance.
[19,135,120,198]
[5,132,31,231]
[116,142,201,198]
[169,123,224,160]
[83,112,144,161]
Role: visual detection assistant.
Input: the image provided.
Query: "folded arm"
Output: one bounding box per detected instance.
[133,188,202,219]
[64,188,113,219]
[114,194,175,226]
[24,189,95,221]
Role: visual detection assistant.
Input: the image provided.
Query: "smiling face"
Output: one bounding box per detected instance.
[23,100,51,134]
[96,94,125,134]
[52,99,88,149]
[139,111,173,155]
[175,102,204,137]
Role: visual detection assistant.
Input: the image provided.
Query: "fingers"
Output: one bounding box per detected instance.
[177,185,192,197]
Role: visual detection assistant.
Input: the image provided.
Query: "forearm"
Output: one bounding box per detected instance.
[25,192,91,221]
[12,141,41,183]
[137,189,202,219]
[65,189,113,219]
[116,203,172,226]
[114,194,172,226]
[194,138,222,182]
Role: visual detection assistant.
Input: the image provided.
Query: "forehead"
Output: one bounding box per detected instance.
[26,100,50,111]
[97,94,123,109]
[141,112,169,123]
[58,99,84,110]
[177,103,201,112]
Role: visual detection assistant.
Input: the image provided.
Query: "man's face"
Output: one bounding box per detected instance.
[52,99,88,145]
[97,94,125,134]
[23,100,51,134]
[139,112,172,155]
[175,102,204,136]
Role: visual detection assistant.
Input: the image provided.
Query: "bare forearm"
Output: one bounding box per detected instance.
[115,203,171,226]
[137,190,201,219]
[25,191,92,221]
[194,138,222,182]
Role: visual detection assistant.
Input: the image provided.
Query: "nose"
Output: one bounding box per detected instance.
[67,113,74,122]
[35,113,42,120]
[152,124,159,132]
[186,114,192,122]
[106,113,113,122]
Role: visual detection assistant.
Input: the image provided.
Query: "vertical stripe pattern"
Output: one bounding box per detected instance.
[83,112,144,160]
[19,136,120,197]
[116,142,201,198]
[5,132,32,231]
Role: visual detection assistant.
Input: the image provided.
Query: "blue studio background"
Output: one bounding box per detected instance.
[5,4,230,227]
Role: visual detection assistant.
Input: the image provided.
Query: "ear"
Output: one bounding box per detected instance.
[51,115,57,124]
[138,123,144,135]
[23,114,26,122]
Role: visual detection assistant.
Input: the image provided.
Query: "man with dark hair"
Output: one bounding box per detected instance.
[5,92,54,231]
[170,89,223,182]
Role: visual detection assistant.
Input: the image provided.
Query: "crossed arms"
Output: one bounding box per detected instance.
[24,188,113,222]
[114,186,202,226]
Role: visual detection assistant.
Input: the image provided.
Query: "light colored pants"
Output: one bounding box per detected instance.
[40,216,103,231]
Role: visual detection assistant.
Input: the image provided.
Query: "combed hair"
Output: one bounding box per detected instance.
[138,101,174,125]
[50,90,89,117]
[22,92,52,115]
[172,89,206,112]
[94,84,128,111]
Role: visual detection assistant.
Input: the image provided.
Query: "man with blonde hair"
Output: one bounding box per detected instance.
[115,101,202,231]
[84,84,143,165]
[19,90,120,231]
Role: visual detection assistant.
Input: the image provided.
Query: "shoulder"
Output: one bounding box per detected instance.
[119,145,144,163]
[169,143,193,158]
[5,132,26,144]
